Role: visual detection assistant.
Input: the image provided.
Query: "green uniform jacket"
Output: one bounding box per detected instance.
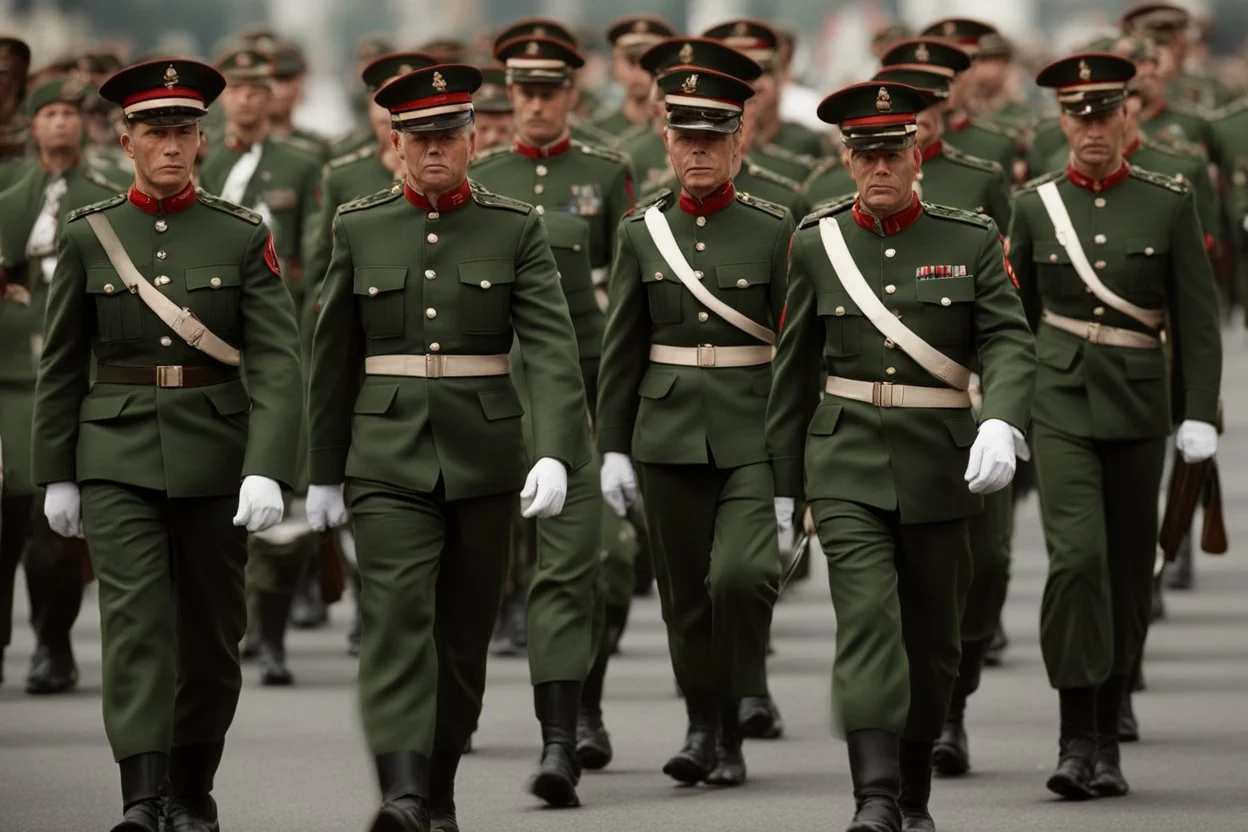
[588,109,652,148]
[736,158,810,220]
[32,190,304,496]
[276,128,330,162]
[770,121,827,160]
[470,138,635,271]
[620,130,671,197]
[1212,99,1248,267]
[1007,167,1221,437]
[944,116,1019,177]
[767,197,1036,523]
[804,156,856,207]
[753,141,819,184]
[1027,117,1065,178]
[541,211,602,364]
[597,188,792,467]
[307,182,586,499]
[1140,102,1215,160]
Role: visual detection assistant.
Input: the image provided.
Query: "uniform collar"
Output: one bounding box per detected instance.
[514,131,572,159]
[1124,137,1142,158]
[921,140,943,162]
[1139,99,1166,124]
[1066,160,1130,193]
[403,179,472,212]
[128,182,197,215]
[225,132,267,153]
[679,181,735,216]
[852,193,923,237]
[949,113,971,132]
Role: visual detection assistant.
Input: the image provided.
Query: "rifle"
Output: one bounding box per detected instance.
[317,530,346,604]
[1159,406,1228,561]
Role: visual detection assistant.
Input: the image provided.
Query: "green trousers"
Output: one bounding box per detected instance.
[80,483,247,762]
[245,533,318,593]
[812,499,972,742]
[347,478,514,756]
[1,493,85,653]
[637,461,780,705]
[1034,425,1166,689]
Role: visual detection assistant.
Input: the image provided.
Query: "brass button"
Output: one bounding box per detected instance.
[1094,234,1106,244]
[536,164,548,176]
[736,278,748,289]
[884,338,895,349]
[697,311,709,322]
[534,184,545,194]
[368,286,379,296]
[154,275,170,287]
[425,307,437,319]
[156,250,167,260]
[1093,306,1105,317]
[1094,197,1106,208]
[103,283,115,294]
[885,366,896,376]
[429,342,441,352]
[696,216,706,227]
[884,284,896,294]
[480,280,491,289]
[209,277,222,288]
[1049,253,1058,263]
[160,336,173,347]
[834,306,846,316]
[655,272,664,280]
[693,270,703,279]
[885,248,896,258]
[426,233,438,244]
[155,219,168,233]
[695,242,706,252]
[1094,260,1106,270]
[1144,246,1155,256]
[572,244,582,252]
[940,297,951,306]
[536,205,545,215]
[428,211,440,220]
[425,269,436,280]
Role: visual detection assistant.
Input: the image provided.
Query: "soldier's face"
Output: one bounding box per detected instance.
[1061,106,1128,169]
[916,105,942,148]
[393,126,475,194]
[30,102,83,152]
[222,82,271,129]
[369,100,393,145]
[613,51,652,101]
[750,73,779,121]
[474,112,513,152]
[849,146,922,216]
[1132,60,1163,106]
[972,58,1009,95]
[121,122,200,195]
[664,127,741,196]
[509,84,577,145]
[269,77,303,118]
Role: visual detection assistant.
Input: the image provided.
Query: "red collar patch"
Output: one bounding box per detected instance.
[128,182,197,215]
[679,181,735,216]
[851,193,923,236]
[403,180,473,212]
[1066,161,1130,193]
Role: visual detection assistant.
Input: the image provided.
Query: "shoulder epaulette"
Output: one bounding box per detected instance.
[941,144,1005,176]
[339,185,404,215]
[84,167,128,193]
[328,127,369,153]
[197,190,263,224]
[469,143,513,166]
[328,144,376,169]
[468,181,533,214]
[615,122,651,147]
[758,142,818,171]
[735,190,787,219]
[1129,166,1190,193]
[1210,97,1248,122]
[66,193,126,223]
[624,188,672,220]
[573,120,617,146]
[969,117,1020,140]
[802,157,842,188]
[744,161,801,191]
[1016,168,1065,194]
[798,193,854,228]
[573,140,629,166]
[923,202,994,229]
[273,133,324,159]
[1166,100,1211,120]
[1141,133,1207,160]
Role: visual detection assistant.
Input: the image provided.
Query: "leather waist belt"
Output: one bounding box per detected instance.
[364,354,510,378]
[649,344,774,368]
[1042,310,1163,349]
[96,364,239,388]
[824,376,972,409]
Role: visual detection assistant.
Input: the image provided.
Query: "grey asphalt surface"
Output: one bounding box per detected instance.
[3,335,1247,832]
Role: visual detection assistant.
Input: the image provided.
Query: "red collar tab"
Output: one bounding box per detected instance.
[403,179,472,212]
[514,132,571,159]
[1066,161,1130,193]
[1124,137,1141,158]
[851,193,923,236]
[679,181,735,216]
[128,182,197,215]
[949,113,970,131]
[921,140,943,162]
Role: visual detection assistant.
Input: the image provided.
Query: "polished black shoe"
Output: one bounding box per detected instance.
[530,743,581,807]
[257,591,295,686]
[1045,736,1096,800]
[166,795,219,831]
[1118,692,1140,743]
[369,796,429,832]
[258,643,294,686]
[706,714,746,787]
[575,707,613,771]
[428,804,458,832]
[931,716,969,777]
[1091,736,1130,797]
[898,740,935,832]
[290,574,328,629]
[115,752,169,832]
[662,712,719,785]
[110,798,164,832]
[738,695,783,739]
[25,643,79,695]
[530,681,582,808]
[489,590,527,657]
[1164,536,1193,590]
[983,621,1009,668]
[1150,577,1166,622]
[847,730,902,832]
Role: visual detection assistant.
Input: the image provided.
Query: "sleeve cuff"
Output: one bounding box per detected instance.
[309,447,349,486]
[1183,389,1220,426]
[595,424,634,456]
[771,457,804,499]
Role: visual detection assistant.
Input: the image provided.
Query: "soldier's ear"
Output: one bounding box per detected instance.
[119,129,135,161]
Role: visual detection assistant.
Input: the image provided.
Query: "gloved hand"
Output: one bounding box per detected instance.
[232,475,284,532]
[1175,419,1217,463]
[803,504,816,537]
[964,419,1020,495]
[521,457,568,519]
[44,481,83,538]
[600,451,638,518]
[307,483,350,532]
[774,497,795,533]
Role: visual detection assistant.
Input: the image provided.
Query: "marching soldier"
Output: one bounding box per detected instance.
[598,39,788,789]
[1,36,31,190]
[1122,2,1224,133]
[33,58,302,831]
[305,63,586,832]
[267,40,330,161]
[1008,53,1221,800]
[1211,96,1248,320]
[871,24,911,60]
[803,154,856,208]
[767,81,1035,832]
[590,16,678,147]
[961,34,1032,134]
[473,66,514,152]
[329,37,395,159]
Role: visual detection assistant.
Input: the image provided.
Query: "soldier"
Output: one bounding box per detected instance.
[961,33,1032,134]
[329,37,395,159]
[1,36,31,190]
[870,24,911,61]
[1122,3,1226,117]
[473,66,514,152]
[305,63,586,832]
[803,153,856,209]
[267,41,329,161]
[1211,96,1248,321]
[33,58,302,832]
[1008,53,1221,800]
[590,16,678,147]
[767,81,1035,832]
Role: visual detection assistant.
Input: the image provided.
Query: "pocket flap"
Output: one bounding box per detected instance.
[715,262,771,289]
[1126,237,1169,257]
[354,383,399,415]
[85,267,123,295]
[816,293,862,316]
[204,382,251,416]
[541,212,591,250]
[808,404,843,435]
[185,265,242,291]
[79,393,132,422]
[458,260,516,287]
[638,370,677,400]
[354,267,408,296]
[1033,241,1070,265]
[916,277,975,304]
[1037,331,1081,371]
[945,417,977,448]
[478,388,524,420]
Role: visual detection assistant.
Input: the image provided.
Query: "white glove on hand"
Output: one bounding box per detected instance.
[307,483,350,532]
[600,451,639,518]
[232,475,284,532]
[521,457,568,519]
[44,481,83,538]
[964,419,1020,495]
[1175,420,1217,463]
[774,497,795,533]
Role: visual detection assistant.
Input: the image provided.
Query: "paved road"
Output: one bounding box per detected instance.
[4,336,1248,832]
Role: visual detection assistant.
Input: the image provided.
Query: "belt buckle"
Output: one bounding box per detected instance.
[1085,322,1103,344]
[697,345,716,368]
[425,353,445,379]
[872,381,895,408]
[156,365,184,388]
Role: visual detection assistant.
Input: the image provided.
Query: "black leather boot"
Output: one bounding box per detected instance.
[898,740,935,832]
[347,567,362,657]
[576,637,613,771]
[370,751,431,832]
[706,704,747,786]
[1046,686,1096,800]
[167,742,223,831]
[529,681,582,808]
[1165,534,1193,589]
[931,715,968,778]
[1117,692,1139,743]
[427,749,460,832]
[257,591,295,686]
[738,694,783,739]
[983,620,1009,667]
[25,637,78,695]
[846,730,902,832]
[111,752,167,832]
[662,702,719,785]
[240,589,261,660]
[289,566,327,629]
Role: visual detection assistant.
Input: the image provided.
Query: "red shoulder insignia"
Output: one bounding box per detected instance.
[263,232,282,277]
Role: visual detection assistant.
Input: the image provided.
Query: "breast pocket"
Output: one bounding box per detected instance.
[1032,241,1085,299]
[86,267,144,343]
[642,266,683,325]
[458,260,516,334]
[816,292,862,357]
[915,277,975,345]
[184,265,242,333]
[1121,238,1169,306]
[353,267,408,339]
[715,262,772,319]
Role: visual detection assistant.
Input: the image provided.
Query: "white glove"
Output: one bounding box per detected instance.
[964,419,1020,495]
[521,457,568,519]
[774,497,795,533]
[44,481,84,538]
[232,475,284,532]
[600,451,638,518]
[307,483,350,532]
[1175,420,1217,463]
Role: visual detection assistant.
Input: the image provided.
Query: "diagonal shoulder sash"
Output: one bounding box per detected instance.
[818,216,971,390]
[85,213,241,366]
[1035,181,1164,330]
[643,206,776,346]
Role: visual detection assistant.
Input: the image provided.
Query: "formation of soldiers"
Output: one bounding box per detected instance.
[0,2,1241,830]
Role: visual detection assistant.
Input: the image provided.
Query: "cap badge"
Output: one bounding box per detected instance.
[943,21,956,36]
[533,26,547,37]
[1078,59,1091,81]
[633,20,648,33]
[876,86,892,112]
[733,21,749,37]
[432,71,447,92]
[236,52,253,68]
[399,63,413,74]
[163,65,180,88]
[525,40,540,56]
[915,42,930,62]
[681,73,699,93]
[679,42,694,63]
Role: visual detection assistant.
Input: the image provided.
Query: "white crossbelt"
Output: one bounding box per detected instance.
[649,344,774,368]
[27,176,68,284]
[1041,310,1163,349]
[220,142,263,205]
[824,376,972,408]
[363,354,510,378]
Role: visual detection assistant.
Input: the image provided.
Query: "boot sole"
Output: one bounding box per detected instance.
[1046,772,1095,800]
[663,756,711,785]
[260,674,295,687]
[530,771,581,808]
[369,806,423,832]
[576,743,612,771]
[704,768,746,787]
[739,712,774,739]
[1091,778,1130,798]
[109,822,158,832]
[931,745,969,777]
